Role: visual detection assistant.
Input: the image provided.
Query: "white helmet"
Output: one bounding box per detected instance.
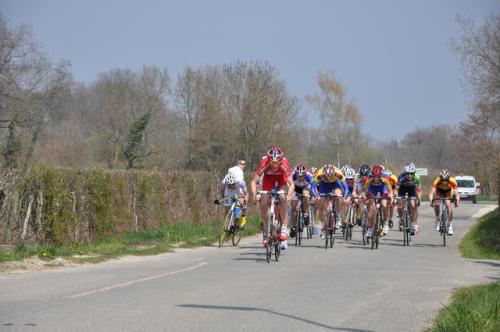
[345,167,356,179]
[224,173,238,185]
[404,162,416,174]
[341,165,350,175]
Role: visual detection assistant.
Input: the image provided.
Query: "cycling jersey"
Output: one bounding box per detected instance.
[314,166,345,184]
[397,173,421,197]
[255,156,291,191]
[363,176,391,198]
[384,174,397,189]
[292,171,317,196]
[432,176,458,192]
[397,173,422,188]
[220,181,247,207]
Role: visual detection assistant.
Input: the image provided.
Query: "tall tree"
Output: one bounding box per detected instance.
[454,15,500,196]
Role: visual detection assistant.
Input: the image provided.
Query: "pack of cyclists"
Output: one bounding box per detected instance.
[217,146,461,250]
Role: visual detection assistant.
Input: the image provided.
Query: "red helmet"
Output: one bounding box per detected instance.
[295,163,307,176]
[371,164,384,177]
[267,146,283,162]
[323,164,334,178]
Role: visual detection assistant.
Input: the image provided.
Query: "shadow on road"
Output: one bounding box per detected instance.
[177,304,375,332]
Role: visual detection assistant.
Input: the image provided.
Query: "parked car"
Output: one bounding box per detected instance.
[455,175,479,204]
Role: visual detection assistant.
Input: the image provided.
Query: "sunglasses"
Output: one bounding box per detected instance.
[239,162,246,166]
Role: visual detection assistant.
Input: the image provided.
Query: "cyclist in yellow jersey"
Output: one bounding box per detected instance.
[313,164,348,230]
[429,169,460,235]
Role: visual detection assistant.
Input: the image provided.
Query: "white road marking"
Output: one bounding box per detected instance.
[68,262,207,298]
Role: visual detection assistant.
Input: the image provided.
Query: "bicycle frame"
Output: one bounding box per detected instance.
[218,195,244,247]
[258,189,285,263]
[319,192,342,249]
[433,197,454,246]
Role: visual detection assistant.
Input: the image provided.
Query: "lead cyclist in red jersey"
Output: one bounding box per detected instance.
[250,146,295,249]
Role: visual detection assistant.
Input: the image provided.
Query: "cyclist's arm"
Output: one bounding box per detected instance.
[286,174,295,201]
[340,180,349,198]
[429,186,437,205]
[250,173,261,202]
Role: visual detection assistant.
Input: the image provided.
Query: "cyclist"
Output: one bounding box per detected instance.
[314,164,348,233]
[355,164,371,225]
[395,162,422,235]
[290,163,316,237]
[250,146,295,249]
[341,166,357,222]
[364,164,393,237]
[217,173,249,229]
[383,169,398,229]
[429,169,460,235]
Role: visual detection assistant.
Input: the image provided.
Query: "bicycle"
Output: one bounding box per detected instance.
[320,192,343,249]
[306,202,315,239]
[293,193,309,246]
[258,188,285,263]
[432,197,456,247]
[342,196,356,241]
[218,195,246,247]
[397,193,417,247]
[357,198,369,246]
[368,193,385,250]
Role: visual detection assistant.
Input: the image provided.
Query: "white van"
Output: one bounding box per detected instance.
[455,175,478,204]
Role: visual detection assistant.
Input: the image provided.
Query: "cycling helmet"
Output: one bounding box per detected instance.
[383,169,392,176]
[345,167,356,179]
[404,162,416,174]
[224,173,238,185]
[310,167,318,175]
[439,169,450,180]
[323,164,334,178]
[359,164,371,177]
[295,163,307,176]
[267,146,283,162]
[371,164,384,177]
[341,165,350,175]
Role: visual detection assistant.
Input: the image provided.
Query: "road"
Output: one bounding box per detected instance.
[0,203,498,332]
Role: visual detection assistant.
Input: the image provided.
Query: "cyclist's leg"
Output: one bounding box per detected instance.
[333,187,343,227]
[381,198,390,234]
[410,198,418,234]
[278,184,289,241]
[445,196,454,234]
[302,189,311,225]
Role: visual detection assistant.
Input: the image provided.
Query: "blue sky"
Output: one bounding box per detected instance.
[2,0,499,140]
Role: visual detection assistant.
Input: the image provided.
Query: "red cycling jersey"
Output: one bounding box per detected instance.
[256,156,291,190]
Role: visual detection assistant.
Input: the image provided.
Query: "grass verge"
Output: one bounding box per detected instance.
[0,216,262,265]
[428,207,499,331]
[426,282,500,332]
[459,208,500,260]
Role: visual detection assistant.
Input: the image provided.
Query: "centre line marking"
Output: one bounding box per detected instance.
[68,262,207,298]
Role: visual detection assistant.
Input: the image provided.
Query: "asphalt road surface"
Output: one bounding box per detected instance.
[1,202,498,332]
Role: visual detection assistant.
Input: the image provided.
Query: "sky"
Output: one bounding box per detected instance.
[1,0,499,141]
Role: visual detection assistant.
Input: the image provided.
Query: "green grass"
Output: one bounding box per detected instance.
[459,208,500,260]
[427,282,500,332]
[0,216,262,264]
[428,208,500,331]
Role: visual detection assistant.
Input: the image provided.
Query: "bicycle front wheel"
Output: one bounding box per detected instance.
[232,223,244,246]
[219,212,233,247]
